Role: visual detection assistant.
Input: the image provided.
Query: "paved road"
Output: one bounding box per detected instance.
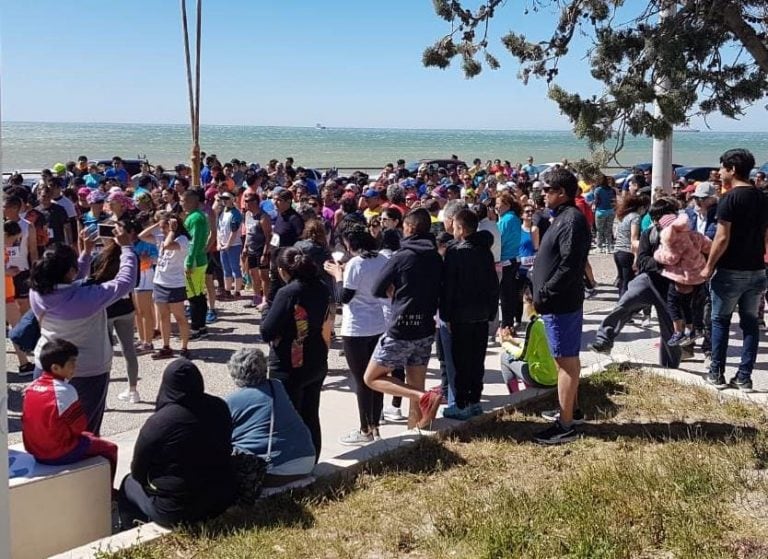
[6,252,766,447]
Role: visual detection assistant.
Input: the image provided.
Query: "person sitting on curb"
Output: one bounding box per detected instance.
[587,198,684,367]
[225,348,316,487]
[117,358,236,529]
[499,314,558,393]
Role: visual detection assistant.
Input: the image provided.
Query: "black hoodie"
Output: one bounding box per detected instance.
[372,233,442,340]
[130,359,236,527]
[440,230,499,324]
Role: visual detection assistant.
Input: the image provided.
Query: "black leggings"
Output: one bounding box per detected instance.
[273,367,327,461]
[667,284,695,324]
[613,250,635,298]
[499,262,521,328]
[343,335,384,432]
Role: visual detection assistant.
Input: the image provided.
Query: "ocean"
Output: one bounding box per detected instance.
[2,121,767,173]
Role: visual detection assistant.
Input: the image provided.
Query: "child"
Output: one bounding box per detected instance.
[653,213,712,347]
[440,209,499,420]
[22,339,118,481]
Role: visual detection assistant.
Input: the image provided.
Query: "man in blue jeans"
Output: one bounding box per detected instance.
[701,149,768,391]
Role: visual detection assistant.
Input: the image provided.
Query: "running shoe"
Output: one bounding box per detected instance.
[339,429,374,446]
[587,339,612,355]
[667,332,686,347]
[728,376,754,393]
[205,310,218,324]
[541,408,586,425]
[469,402,484,416]
[382,405,407,423]
[135,343,154,356]
[189,327,209,341]
[442,405,472,421]
[705,372,727,389]
[117,389,141,404]
[179,348,192,360]
[534,421,579,445]
[641,316,652,327]
[17,362,35,376]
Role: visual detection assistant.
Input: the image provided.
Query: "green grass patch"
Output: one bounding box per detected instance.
[105,370,768,559]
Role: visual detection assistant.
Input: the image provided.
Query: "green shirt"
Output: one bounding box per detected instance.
[184,209,209,269]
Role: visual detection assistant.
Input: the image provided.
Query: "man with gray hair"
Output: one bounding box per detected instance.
[225,348,316,483]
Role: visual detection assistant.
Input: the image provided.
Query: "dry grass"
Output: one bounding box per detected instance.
[103,368,768,559]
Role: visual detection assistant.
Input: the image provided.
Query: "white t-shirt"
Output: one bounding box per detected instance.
[340,254,388,337]
[8,218,31,271]
[217,208,243,249]
[154,235,189,288]
[54,196,77,219]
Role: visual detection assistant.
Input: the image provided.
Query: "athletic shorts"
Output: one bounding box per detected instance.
[185,265,207,299]
[372,334,434,369]
[12,270,30,299]
[153,284,187,304]
[247,252,270,270]
[206,251,222,275]
[541,310,584,358]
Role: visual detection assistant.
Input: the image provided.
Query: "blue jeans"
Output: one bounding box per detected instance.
[437,323,457,407]
[709,268,767,380]
[219,245,243,279]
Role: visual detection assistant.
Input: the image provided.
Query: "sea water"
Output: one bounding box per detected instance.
[3,121,767,172]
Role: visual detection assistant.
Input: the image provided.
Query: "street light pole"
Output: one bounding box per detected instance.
[651,0,677,197]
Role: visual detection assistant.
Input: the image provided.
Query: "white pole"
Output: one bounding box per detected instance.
[651,0,676,197]
[0,39,11,559]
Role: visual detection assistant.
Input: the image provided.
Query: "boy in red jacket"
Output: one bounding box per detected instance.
[22,339,118,481]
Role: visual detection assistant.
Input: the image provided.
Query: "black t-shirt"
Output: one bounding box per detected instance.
[533,210,551,238]
[716,186,768,271]
[36,203,69,245]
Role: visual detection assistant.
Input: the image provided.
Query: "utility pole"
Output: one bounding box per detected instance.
[181,0,202,187]
[651,0,677,197]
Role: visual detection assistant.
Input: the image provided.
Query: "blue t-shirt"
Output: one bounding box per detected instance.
[498,211,522,263]
[594,186,616,216]
[518,227,537,275]
[105,167,129,185]
[226,382,316,468]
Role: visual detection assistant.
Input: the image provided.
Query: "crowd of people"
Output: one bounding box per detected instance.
[6,147,768,528]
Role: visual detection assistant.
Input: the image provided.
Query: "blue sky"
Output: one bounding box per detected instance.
[1,0,765,130]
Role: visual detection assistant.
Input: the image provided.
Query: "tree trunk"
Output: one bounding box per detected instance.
[719,1,768,73]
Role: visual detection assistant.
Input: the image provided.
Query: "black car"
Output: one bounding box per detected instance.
[406,159,466,175]
[613,162,683,188]
[674,166,718,183]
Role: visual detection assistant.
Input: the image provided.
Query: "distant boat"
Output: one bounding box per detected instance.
[315,123,327,130]
[675,127,700,133]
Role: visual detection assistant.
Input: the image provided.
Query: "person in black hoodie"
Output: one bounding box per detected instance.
[267,188,305,305]
[440,209,499,421]
[117,359,235,528]
[260,247,330,459]
[530,168,590,445]
[364,208,444,429]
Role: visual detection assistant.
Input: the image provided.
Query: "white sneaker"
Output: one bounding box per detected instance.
[339,429,374,446]
[382,405,407,423]
[117,389,141,404]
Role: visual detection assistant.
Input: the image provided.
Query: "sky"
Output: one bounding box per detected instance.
[1,0,766,131]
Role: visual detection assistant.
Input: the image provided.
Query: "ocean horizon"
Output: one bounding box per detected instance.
[3,121,767,173]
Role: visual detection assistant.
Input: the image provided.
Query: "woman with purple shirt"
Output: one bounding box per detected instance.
[29,226,138,435]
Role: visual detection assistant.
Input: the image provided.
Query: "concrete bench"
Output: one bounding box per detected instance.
[8,445,112,559]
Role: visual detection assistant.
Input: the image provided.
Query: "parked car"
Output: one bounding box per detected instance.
[2,170,41,189]
[534,162,564,182]
[674,166,718,183]
[406,159,466,175]
[613,162,683,188]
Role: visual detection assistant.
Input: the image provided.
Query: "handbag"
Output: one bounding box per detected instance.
[9,310,42,353]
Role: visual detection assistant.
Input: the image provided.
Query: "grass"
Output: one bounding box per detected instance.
[104,369,768,559]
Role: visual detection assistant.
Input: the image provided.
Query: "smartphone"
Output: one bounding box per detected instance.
[98,224,116,238]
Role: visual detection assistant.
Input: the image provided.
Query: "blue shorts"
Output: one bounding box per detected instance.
[372,335,434,369]
[542,310,583,358]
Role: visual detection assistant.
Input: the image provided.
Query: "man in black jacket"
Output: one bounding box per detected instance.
[588,198,683,368]
[531,168,590,445]
[364,209,444,429]
[440,209,499,420]
[267,187,305,304]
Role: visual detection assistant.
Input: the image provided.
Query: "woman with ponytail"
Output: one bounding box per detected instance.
[29,225,138,435]
[260,247,330,460]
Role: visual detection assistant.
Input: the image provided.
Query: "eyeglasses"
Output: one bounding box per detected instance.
[523,210,533,214]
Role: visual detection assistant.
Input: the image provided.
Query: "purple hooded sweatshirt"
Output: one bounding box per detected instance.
[30,246,138,378]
